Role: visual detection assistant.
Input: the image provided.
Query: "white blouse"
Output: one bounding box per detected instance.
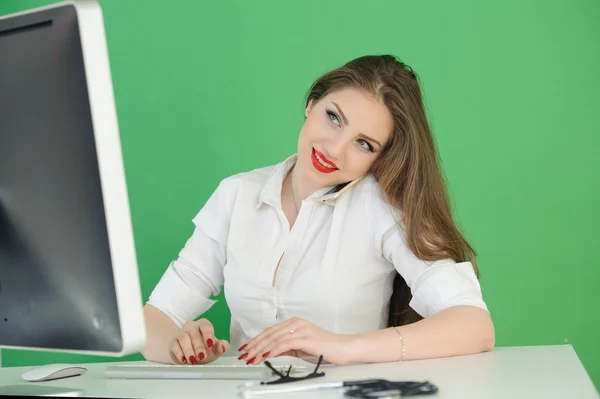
[147,154,488,350]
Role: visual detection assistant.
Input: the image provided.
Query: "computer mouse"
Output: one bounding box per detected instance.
[21,363,87,382]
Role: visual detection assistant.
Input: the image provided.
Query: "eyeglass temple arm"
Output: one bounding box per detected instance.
[263,361,286,378]
[312,355,324,374]
[265,354,325,378]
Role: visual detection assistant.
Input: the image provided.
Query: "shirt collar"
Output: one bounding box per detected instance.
[257,154,364,209]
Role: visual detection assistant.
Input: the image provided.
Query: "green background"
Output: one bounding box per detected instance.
[1,0,599,390]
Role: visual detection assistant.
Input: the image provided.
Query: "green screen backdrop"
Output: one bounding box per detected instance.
[1,0,599,390]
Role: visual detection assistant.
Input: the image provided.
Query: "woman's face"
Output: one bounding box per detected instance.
[297,87,394,188]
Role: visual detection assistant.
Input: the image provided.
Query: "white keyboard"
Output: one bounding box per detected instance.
[104,363,311,380]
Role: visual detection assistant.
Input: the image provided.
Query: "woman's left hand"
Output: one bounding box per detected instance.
[238,317,354,365]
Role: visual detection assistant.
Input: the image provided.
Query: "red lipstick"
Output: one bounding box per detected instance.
[311,148,338,174]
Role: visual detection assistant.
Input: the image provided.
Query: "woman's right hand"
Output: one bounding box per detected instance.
[169,318,230,365]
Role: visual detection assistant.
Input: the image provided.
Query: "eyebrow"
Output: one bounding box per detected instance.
[331,101,383,148]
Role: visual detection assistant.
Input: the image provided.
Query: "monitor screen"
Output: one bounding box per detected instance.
[0,1,145,356]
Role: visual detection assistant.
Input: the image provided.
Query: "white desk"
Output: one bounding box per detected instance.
[0,345,597,398]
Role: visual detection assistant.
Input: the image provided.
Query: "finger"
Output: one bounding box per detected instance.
[239,330,279,364]
[245,324,305,365]
[177,332,199,364]
[256,337,311,365]
[240,320,290,352]
[242,318,298,354]
[220,340,230,354]
[170,339,187,365]
[196,318,217,351]
[212,339,230,357]
[183,321,207,363]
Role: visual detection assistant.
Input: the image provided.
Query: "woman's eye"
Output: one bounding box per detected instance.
[326,110,341,126]
[357,139,374,152]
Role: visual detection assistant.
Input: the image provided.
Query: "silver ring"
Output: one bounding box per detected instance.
[289,330,295,338]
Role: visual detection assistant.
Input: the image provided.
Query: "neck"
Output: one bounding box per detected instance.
[288,164,321,210]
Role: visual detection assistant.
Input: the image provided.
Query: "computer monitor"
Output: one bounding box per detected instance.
[0,0,146,358]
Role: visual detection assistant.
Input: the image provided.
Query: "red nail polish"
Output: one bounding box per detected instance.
[238,344,247,351]
[238,353,248,360]
[207,338,214,348]
[198,352,205,361]
[189,356,197,365]
[181,356,187,363]
[246,357,256,365]
[262,351,271,358]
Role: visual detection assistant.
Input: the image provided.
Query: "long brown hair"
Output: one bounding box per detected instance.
[305,55,478,327]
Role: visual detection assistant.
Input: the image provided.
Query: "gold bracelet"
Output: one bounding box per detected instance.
[393,327,405,361]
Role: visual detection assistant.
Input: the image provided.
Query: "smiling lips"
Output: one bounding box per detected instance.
[311,148,338,173]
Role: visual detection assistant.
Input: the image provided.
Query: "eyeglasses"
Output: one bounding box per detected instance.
[261,355,325,385]
[256,356,438,398]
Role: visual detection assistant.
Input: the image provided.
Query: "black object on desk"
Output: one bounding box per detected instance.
[343,379,438,398]
[262,355,326,384]
[248,354,438,398]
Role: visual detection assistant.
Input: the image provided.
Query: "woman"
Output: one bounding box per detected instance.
[142,55,495,366]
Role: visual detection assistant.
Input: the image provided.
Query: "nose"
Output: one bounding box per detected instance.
[323,135,347,163]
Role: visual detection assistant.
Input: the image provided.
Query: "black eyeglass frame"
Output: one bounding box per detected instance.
[261,355,326,385]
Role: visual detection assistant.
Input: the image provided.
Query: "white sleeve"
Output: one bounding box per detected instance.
[147,178,237,328]
[381,227,488,318]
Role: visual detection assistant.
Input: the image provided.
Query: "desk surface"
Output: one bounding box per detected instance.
[0,345,597,399]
